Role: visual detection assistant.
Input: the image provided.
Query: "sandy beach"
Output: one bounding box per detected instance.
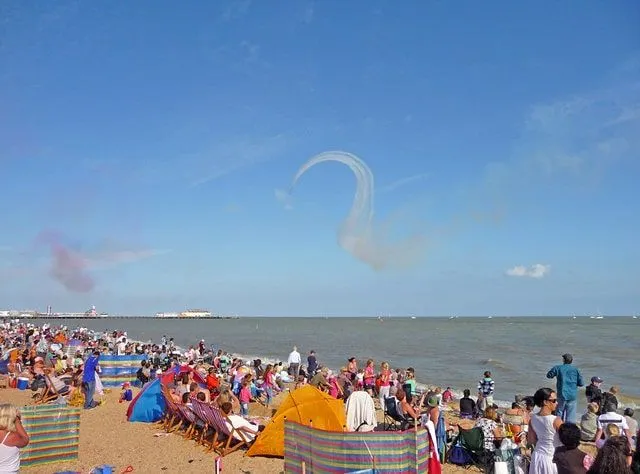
[1,384,541,474]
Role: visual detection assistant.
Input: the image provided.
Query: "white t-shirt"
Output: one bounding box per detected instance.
[225,414,260,442]
[597,411,629,437]
[288,351,301,364]
[117,341,127,355]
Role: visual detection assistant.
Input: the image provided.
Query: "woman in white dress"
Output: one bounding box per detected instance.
[528,387,563,474]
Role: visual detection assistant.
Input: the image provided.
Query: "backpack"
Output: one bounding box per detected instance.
[448,442,473,465]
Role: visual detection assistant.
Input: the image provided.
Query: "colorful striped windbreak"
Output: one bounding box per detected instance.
[99,354,147,387]
[20,405,80,469]
[284,421,429,474]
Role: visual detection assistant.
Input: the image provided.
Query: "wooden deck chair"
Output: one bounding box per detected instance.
[159,385,184,432]
[190,399,216,449]
[193,401,223,453]
[206,405,255,456]
[177,404,199,440]
[34,375,70,404]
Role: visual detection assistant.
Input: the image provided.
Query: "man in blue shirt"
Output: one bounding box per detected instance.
[546,353,584,423]
[82,350,101,409]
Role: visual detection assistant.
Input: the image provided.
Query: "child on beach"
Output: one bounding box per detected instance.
[295,375,307,390]
[119,382,133,403]
[553,422,593,473]
[580,403,599,441]
[239,376,252,418]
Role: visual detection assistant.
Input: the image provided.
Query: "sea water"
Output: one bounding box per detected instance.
[39,316,640,408]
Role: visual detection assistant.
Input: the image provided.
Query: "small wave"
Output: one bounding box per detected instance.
[480,358,515,372]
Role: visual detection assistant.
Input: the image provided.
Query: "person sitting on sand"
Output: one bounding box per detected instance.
[395,387,418,421]
[594,401,633,450]
[215,387,240,412]
[587,436,634,474]
[310,367,331,392]
[295,374,306,390]
[503,396,529,440]
[553,422,594,473]
[581,403,599,441]
[459,389,477,419]
[206,367,220,395]
[220,402,264,442]
[475,406,501,452]
[442,387,454,403]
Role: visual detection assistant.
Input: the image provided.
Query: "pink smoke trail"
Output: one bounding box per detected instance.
[37,230,95,293]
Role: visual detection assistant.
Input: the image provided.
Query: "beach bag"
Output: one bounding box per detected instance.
[448,442,473,465]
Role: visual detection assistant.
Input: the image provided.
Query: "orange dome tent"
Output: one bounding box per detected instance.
[246,384,346,457]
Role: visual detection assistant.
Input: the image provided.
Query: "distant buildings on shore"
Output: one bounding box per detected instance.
[0,307,231,319]
[156,309,213,318]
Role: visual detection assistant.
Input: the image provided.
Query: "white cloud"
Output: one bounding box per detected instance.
[506,264,550,279]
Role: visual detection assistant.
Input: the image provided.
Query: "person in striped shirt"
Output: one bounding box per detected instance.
[477,371,495,413]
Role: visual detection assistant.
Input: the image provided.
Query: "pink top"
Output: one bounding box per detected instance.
[264,372,275,388]
[239,386,251,403]
[380,369,391,387]
[364,366,375,385]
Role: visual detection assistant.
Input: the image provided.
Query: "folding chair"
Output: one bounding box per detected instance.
[446,425,494,472]
[207,405,257,456]
[383,396,413,431]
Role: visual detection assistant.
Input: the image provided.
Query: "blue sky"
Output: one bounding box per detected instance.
[1,1,639,316]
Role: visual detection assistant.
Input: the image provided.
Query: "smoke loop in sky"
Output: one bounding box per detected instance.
[282,151,426,270]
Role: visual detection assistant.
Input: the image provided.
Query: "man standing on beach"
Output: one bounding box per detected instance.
[287,346,301,378]
[546,353,584,423]
[82,350,101,410]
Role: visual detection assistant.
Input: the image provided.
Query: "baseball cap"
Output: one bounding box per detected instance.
[591,376,603,383]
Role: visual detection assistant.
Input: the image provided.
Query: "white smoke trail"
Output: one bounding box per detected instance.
[281,151,426,270]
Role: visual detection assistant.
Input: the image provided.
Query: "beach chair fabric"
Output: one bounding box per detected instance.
[447,425,494,471]
[246,384,346,458]
[99,354,147,387]
[19,405,80,469]
[284,420,429,473]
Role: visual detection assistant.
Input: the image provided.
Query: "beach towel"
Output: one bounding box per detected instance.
[346,391,377,432]
[425,419,442,473]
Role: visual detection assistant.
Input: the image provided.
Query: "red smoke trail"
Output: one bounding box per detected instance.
[36,230,95,293]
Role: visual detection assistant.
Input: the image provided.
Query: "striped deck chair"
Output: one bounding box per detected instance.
[177,404,199,440]
[206,405,255,456]
[159,385,184,432]
[34,375,71,405]
[192,401,223,453]
[191,399,220,452]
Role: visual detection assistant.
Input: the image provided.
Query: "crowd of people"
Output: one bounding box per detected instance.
[1,321,640,473]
